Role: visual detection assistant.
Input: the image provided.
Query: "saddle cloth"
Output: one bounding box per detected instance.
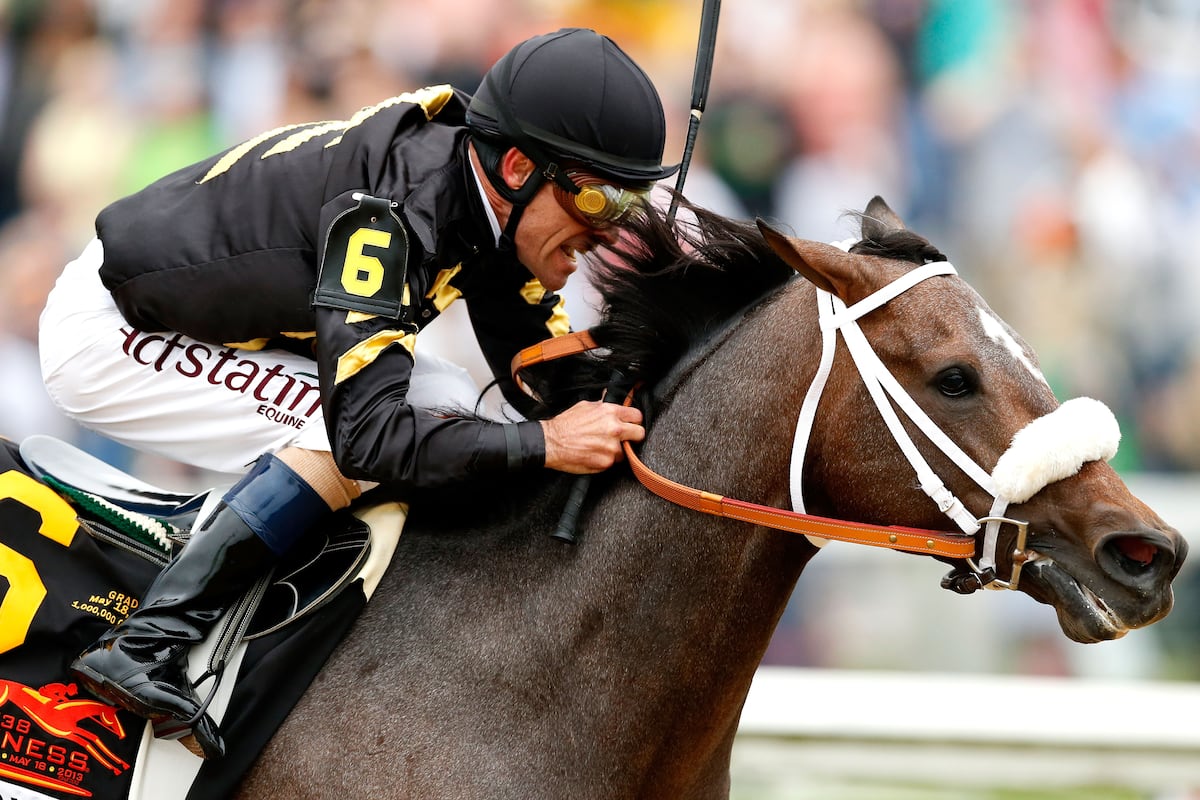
[0,437,405,800]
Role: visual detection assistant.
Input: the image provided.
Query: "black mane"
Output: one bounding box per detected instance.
[847,210,946,265]
[529,200,794,414]
[521,200,946,417]
[422,200,947,517]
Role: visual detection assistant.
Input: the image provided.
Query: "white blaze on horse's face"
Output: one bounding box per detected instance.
[976,306,1049,388]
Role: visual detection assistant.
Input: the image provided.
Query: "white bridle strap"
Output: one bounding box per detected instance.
[836,295,990,533]
[790,263,959,521]
[790,252,1122,584]
[792,261,986,535]
[822,262,958,331]
[788,292,838,521]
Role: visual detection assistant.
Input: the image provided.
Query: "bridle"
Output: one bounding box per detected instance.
[791,254,1028,588]
[513,249,1122,592]
[514,325,975,564]
[793,245,1120,590]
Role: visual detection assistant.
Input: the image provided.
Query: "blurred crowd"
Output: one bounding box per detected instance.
[0,0,1194,465]
[1,0,1199,679]
[4,0,1200,473]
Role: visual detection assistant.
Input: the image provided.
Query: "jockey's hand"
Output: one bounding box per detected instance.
[541,399,645,474]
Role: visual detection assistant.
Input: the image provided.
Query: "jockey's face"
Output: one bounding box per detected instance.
[511,179,618,292]
[485,147,619,293]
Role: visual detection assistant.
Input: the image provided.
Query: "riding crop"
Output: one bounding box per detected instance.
[553,0,723,544]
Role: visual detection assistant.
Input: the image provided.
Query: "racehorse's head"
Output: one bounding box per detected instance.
[757,197,1187,643]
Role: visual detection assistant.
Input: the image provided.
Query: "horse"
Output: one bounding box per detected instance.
[222,196,1183,798]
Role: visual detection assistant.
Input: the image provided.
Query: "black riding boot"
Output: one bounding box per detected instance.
[70,453,328,759]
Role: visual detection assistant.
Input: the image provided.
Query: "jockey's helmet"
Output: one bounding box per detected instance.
[467,28,678,208]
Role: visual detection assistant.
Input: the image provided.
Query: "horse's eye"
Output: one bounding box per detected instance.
[936,367,975,398]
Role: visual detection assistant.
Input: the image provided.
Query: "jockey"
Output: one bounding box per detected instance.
[39,28,672,760]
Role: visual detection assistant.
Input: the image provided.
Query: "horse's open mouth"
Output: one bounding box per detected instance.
[1025,559,1129,643]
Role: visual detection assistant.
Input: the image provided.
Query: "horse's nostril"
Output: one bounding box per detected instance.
[1097,531,1184,586]
[1104,536,1161,576]
[1113,537,1157,567]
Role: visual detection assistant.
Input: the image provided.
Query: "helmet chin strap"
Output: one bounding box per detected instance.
[475,53,582,254]
[472,139,564,253]
[495,171,542,253]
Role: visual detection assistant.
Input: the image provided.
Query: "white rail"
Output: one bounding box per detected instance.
[742,667,1200,747]
[734,667,1200,795]
[730,473,1200,794]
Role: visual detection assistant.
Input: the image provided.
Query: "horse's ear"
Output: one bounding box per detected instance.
[756,218,858,299]
[861,196,906,240]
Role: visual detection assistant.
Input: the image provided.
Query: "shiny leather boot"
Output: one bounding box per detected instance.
[70,453,328,759]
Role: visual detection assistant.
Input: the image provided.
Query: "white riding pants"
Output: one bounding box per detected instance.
[40,239,482,476]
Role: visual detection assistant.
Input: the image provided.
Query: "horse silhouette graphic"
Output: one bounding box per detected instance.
[0,679,130,776]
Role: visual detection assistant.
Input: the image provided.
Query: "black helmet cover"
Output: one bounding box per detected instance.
[467,28,679,188]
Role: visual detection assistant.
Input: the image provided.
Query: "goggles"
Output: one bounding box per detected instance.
[553,170,651,229]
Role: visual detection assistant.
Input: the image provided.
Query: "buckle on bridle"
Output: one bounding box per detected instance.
[972,515,1032,591]
[942,515,1032,594]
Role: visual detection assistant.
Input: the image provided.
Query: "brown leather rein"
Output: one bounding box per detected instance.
[511,331,976,558]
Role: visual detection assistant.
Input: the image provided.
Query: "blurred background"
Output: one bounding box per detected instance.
[2,0,1199,692]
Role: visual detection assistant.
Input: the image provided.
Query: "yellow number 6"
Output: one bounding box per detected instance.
[341,227,392,298]
[0,470,78,653]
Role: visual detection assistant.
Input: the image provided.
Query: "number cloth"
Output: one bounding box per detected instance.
[0,438,157,799]
[0,438,379,799]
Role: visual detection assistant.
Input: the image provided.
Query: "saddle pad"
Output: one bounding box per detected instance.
[0,439,160,800]
[19,435,206,518]
[130,502,407,800]
[0,433,406,800]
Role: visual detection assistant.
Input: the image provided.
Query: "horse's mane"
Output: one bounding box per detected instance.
[411,199,947,527]
[527,199,795,414]
[846,209,947,265]
[405,202,793,534]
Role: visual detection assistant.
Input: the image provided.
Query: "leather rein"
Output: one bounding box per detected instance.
[511,330,977,559]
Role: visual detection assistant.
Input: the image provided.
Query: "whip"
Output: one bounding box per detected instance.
[667,0,722,225]
[553,0,723,544]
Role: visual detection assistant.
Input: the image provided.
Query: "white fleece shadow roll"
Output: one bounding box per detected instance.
[990,397,1121,504]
